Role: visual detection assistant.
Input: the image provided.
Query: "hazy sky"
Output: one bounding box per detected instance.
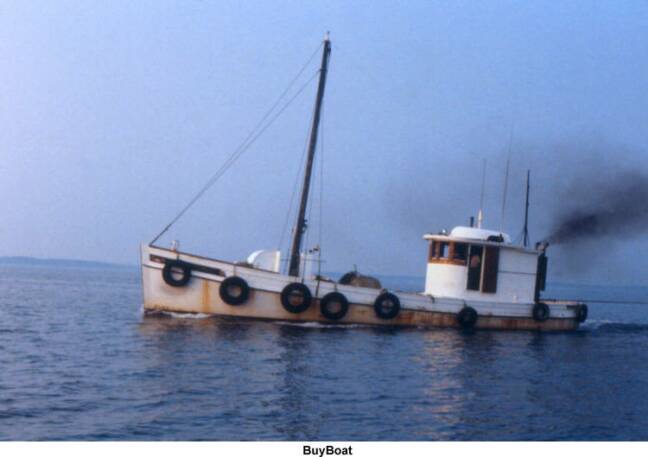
[2,1,648,284]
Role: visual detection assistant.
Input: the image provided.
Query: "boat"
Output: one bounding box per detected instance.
[140,34,588,331]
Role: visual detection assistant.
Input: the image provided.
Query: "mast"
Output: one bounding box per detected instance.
[288,34,332,277]
[523,169,530,247]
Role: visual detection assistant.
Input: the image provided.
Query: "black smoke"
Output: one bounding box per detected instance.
[547,170,648,244]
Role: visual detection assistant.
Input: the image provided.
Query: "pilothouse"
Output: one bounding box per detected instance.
[425,227,541,304]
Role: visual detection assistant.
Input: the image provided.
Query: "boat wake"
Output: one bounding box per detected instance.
[580,319,648,334]
[274,320,371,329]
[145,310,214,319]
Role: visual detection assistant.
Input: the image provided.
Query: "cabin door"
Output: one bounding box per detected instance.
[482,246,500,293]
[466,246,483,291]
[466,245,499,293]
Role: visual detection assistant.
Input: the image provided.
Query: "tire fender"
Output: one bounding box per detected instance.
[320,292,349,321]
[281,282,312,314]
[373,292,401,320]
[532,302,550,322]
[576,304,588,323]
[162,260,191,287]
[457,306,478,329]
[219,276,251,306]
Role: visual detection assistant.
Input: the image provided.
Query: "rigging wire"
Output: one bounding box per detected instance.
[300,121,317,280]
[301,196,313,280]
[301,96,327,281]
[277,52,329,275]
[248,43,323,135]
[150,69,320,244]
[316,98,325,279]
[298,78,328,280]
[277,111,315,261]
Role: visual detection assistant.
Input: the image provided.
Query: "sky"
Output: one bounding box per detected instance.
[1,1,647,285]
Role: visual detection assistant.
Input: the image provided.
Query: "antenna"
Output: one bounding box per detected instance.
[523,169,530,247]
[500,156,511,231]
[477,158,486,228]
[500,121,515,232]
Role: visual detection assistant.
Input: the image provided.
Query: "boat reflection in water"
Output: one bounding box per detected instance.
[137,313,605,439]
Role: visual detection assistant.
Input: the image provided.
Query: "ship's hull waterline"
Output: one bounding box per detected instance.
[141,245,582,331]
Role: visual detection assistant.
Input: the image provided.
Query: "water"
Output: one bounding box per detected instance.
[1,264,648,440]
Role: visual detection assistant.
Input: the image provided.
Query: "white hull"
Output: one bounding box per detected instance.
[140,245,582,331]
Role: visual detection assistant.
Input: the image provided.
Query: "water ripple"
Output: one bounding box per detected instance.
[1,265,648,440]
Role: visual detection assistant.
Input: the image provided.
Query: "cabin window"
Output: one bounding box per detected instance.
[453,243,468,263]
[429,241,448,262]
[429,241,468,265]
[438,242,449,259]
[428,242,437,262]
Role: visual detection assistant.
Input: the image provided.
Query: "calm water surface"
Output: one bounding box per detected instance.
[1,264,648,440]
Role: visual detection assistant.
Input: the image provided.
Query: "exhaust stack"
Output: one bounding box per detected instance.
[534,242,549,302]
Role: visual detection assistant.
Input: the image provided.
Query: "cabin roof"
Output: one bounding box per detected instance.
[423,226,538,254]
[450,226,512,242]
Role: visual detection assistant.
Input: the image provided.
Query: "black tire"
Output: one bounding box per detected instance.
[162,260,191,287]
[320,292,349,321]
[219,276,250,306]
[532,302,550,322]
[374,292,400,320]
[281,282,312,314]
[457,306,478,329]
[576,304,588,323]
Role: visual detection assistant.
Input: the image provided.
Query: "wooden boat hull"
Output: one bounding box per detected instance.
[141,245,582,332]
